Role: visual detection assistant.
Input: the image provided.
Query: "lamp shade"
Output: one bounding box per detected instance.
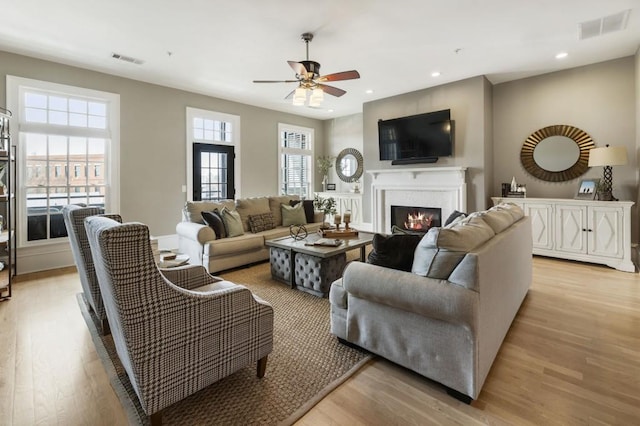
[588,145,628,167]
[292,87,306,106]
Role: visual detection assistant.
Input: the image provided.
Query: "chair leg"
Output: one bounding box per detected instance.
[150,411,162,425]
[257,355,268,378]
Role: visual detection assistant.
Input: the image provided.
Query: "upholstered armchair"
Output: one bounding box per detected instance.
[84,216,274,424]
[62,205,122,334]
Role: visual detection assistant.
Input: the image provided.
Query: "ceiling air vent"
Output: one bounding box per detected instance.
[579,10,630,40]
[111,52,145,65]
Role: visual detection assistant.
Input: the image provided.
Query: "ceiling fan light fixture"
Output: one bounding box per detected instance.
[293,87,306,106]
[309,88,324,107]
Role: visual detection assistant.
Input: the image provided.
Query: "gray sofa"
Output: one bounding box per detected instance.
[177,195,322,273]
[329,203,532,401]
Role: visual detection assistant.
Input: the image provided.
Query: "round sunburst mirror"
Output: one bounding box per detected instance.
[520,124,595,182]
[335,148,364,183]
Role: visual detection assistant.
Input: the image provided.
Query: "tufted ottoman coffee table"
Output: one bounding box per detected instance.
[265,232,374,297]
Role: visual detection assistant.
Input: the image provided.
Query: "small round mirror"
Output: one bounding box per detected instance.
[335,148,363,183]
[533,136,580,172]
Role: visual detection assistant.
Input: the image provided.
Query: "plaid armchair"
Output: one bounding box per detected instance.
[62,205,122,334]
[84,216,274,423]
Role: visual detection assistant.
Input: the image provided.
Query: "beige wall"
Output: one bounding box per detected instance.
[493,57,637,241]
[492,57,636,201]
[322,113,363,193]
[0,50,325,237]
[360,75,491,222]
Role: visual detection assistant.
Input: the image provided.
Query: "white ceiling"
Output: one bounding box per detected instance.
[1,0,639,120]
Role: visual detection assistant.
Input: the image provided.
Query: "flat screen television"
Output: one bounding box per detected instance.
[378,109,454,164]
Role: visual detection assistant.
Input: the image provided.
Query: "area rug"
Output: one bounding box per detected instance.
[78,260,372,425]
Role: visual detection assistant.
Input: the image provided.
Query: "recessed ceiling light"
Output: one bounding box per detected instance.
[365,89,374,94]
[328,109,334,113]
[431,71,441,77]
[555,52,568,59]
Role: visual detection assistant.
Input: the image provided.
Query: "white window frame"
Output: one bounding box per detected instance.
[278,123,315,198]
[186,107,241,201]
[6,76,120,247]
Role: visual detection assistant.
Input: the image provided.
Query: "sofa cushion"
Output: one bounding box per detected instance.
[183,200,235,223]
[281,203,307,226]
[201,210,227,239]
[290,199,316,224]
[236,197,270,232]
[367,233,422,272]
[268,195,299,226]
[204,233,264,257]
[248,212,276,233]
[411,215,495,279]
[220,207,244,237]
[479,208,515,234]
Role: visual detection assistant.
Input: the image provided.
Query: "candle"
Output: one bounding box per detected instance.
[334,214,341,225]
[343,211,351,223]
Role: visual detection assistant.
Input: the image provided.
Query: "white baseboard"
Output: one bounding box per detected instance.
[17,242,75,275]
[16,233,179,275]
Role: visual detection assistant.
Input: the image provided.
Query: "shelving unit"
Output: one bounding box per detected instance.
[0,107,16,301]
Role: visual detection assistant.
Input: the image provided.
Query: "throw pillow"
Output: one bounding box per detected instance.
[367,233,423,272]
[220,207,244,237]
[391,225,427,236]
[444,210,467,227]
[201,209,227,239]
[248,212,276,233]
[290,199,316,223]
[281,202,307,226]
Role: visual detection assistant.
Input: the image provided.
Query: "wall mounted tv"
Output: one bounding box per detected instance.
[378,109,454,165]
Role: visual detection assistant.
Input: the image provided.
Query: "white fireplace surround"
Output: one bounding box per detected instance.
[367,167,467,233]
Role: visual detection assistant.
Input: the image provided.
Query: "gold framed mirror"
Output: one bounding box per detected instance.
[520,124,595,182]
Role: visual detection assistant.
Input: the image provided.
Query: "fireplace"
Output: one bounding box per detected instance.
[367,167,467,233]
[390,205,442,232]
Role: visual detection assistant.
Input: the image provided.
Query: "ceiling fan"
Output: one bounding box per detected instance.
[253,32,360,105]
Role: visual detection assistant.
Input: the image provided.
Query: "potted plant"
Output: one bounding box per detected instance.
[316,156,334,191]
[313,195,336,228]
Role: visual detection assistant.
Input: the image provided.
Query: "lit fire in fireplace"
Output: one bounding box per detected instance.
[404,212,434,230]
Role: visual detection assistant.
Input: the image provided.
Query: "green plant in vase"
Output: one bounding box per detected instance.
[316,155,334,191]
[313,195,336,228]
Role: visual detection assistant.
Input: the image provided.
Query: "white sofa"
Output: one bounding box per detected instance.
[329,203,532,402]
[177,195,323,273]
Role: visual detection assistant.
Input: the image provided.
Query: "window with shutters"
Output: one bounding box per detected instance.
[278,124,314,198]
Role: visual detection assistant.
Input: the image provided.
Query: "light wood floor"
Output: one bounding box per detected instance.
[1,257,639,425]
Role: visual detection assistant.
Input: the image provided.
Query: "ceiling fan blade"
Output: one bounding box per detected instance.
[318,84,346,97]
[253,80,299,83]
[317,70,360,82]
[288,61,306,76]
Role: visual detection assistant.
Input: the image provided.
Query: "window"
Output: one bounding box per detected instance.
[7,76,120,246]
[278,124,314,198]
[94,164,101,177]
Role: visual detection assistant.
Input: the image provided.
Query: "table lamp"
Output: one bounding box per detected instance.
[588,145,628,201]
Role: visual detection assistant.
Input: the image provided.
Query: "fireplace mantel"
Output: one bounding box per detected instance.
[368,166,467,181]
[367,167,467,233]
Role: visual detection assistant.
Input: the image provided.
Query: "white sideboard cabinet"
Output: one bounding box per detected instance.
[316,192,363,225]
[492,197,635,272]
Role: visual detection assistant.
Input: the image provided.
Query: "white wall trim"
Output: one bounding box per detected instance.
[185,107,241,201]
